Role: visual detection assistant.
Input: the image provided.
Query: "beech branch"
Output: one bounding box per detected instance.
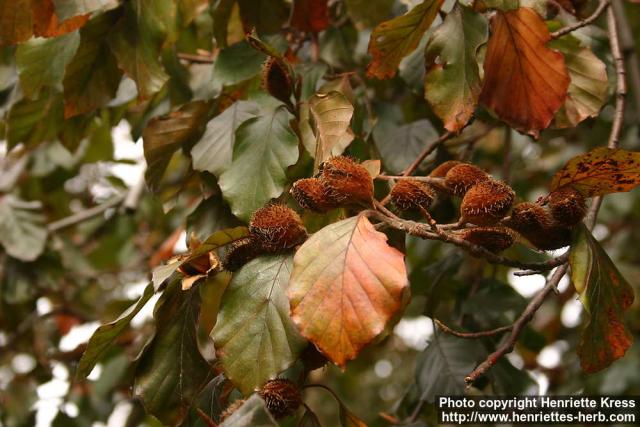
[550,0,610,39]
[47,195,125,232]
[434,319,513,339]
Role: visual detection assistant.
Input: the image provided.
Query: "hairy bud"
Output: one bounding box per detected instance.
[547,186,587,226]
[249,205,307,252]
[223,236,262,272]
[459,227,514,252]
[505,202,573,250]
[444,163,490,196]
[290,178,340,213]
[320,156,374,206]
[429,160,462,178]
[258,379,302,419]
[460,180,515,225]
[390,179,435,211]
[262,57,293,104]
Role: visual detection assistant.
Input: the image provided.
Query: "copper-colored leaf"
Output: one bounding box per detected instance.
[550,147,640,196]
[32,0,89,37]
[0,0,34,45]
[290,0,329,33]
[479,7,570,137]
[288,215,409,367]
[569,225,634,373]
[366,0,444,79]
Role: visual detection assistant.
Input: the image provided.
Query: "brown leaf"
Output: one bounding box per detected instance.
[479,7,570,137]
[290,0,329,33]
[32,0,89,37]
[288,216,409,367]
[550,147,640,196]
[0,0,34,45]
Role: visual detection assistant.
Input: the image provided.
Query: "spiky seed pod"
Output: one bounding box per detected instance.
[547,186,587,226]
[178,252,220,276]
[290,178,339,213]
[390,179,435,211]
[220,399,246,422]
[522,225,573,251]
[249,205,307,252]
[429,160,462,178]
[460,180,515,225]
[223,236,262,272]
[505,202,554,233]
[444,163,490,196]
[459,227,515,252]
[262,57,293,104]
[258,379,302,419]
[320,156,374,206]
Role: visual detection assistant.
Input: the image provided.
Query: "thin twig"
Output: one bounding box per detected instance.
[48,195,125,232]
[177,52,215,63]
[402,132,453,176]
[550,0,610,39]
[195,408,218,427]
[434,319,513,339]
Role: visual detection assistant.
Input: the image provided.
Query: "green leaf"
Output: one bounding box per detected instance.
[134,282,213,426]
[218,106,299,221]
[373,119,438,174]
[366,0,444,79]
[212,40,266,87]
[309,91,355,164]
[143,100,212,192]
[107,0,176,99]
[6,91,64,150]
[415,333,484,402]
[219,395,278,427]
[212,254,307,395]
[344,0,393,28]
[237,0,288,34]
[424,5,487,133]
[186,193,243,242]
[53,0,110,21]
[549,34,608,128]
[211,0,235,48]
[191,101,259,177]
[76,283,154,379]
[62,9,123,118]
[0,196,47,262]
[16,31,80,99]
[569,225,634,373]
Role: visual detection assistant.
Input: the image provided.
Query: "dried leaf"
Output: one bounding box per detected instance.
[479,7,570,137]
[288,216,409,367]
[366,0,444,79]
[550,147,640,196]
[309,91,355,164]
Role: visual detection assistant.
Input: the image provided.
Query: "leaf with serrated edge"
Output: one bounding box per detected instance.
[479,7,569,137]
[569,225,634,373]
[289,215,408,367]
[424,5,487,133]
[366,0,444,79]
[212,254,306,395]
[550,147,640,196]
[309,91,354,163]
[77,283,154,379]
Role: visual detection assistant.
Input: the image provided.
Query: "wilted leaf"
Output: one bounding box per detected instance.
[191,101,259,177]
[218,106,299,221]
[550,147,640,196]
[309,91,354,163]
[550,34,609,128]
[108,0,176,99]
[76,283,154,379]
[212,254,306,395]
[53,0,109,21]
[366,0,444,79]
[16,31,80,99]
[479,7,570,137]
[62,9,123,117]
[0,0,34,45]
[134,282,213,426]
[373,119,438,174]
[0,196,47,262]
[288,215,409,367]
[237,0,289,34]
[569,225,634,373]
[424,5,487,133]
[291,0,329,33]
[143,100,212,192]
[219,395,278,427]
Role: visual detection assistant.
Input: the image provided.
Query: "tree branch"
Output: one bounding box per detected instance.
[434,319,513,339]
[550,0,610,39]
[48,195,125,232]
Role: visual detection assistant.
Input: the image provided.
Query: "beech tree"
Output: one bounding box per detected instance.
[1,0,640,426]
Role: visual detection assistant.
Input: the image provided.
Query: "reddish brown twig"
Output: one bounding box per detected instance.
[550,0,610,39]
[434,319,513,339]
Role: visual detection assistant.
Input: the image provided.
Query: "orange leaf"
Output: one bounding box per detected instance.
[479,7,569,137]
[32,0,89,38]
[290,0,329,33]
[550,147,640,196]
[288,215,409,367]
[0,0,34,45]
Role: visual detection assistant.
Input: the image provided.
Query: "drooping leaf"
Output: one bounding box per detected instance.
[218,395,278,427]
[191,101,259,177]
[288,215,409,367]
[550,147,640,196]
[6,91,64,150]
[76,283,154,379]
[0,196,48,262]
[53,0,110,21]
[549,34,609,128]
[16,31,80,99]
[0,0,34,45]
[309,91,354,163]
[212,254,306,395]
[291,0,329,33]
[373,119,438,174]
[62,9,123,118]
[479,7,570,137]
[107,0,176,99]
[237,0,289,34]
[366,0,444,79]
[218,106,299,221]
[424,5,487,133]
[143,100,212,192]
[569,225,634,373]
[134,282,213,426]
[415,333,484,402]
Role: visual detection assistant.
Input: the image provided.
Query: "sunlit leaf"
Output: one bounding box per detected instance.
[424,4,487,133]
[550,147,640,196]
[76,283,154,379]
[309,91,354,163]
[289,215,409,367]
[569,225,634,373]
[366,0,444,79]
[0,196,47,262]
[212,254,307,395]
[53,0,110,21]
[479,7,570,137]
[219,395,278,427]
